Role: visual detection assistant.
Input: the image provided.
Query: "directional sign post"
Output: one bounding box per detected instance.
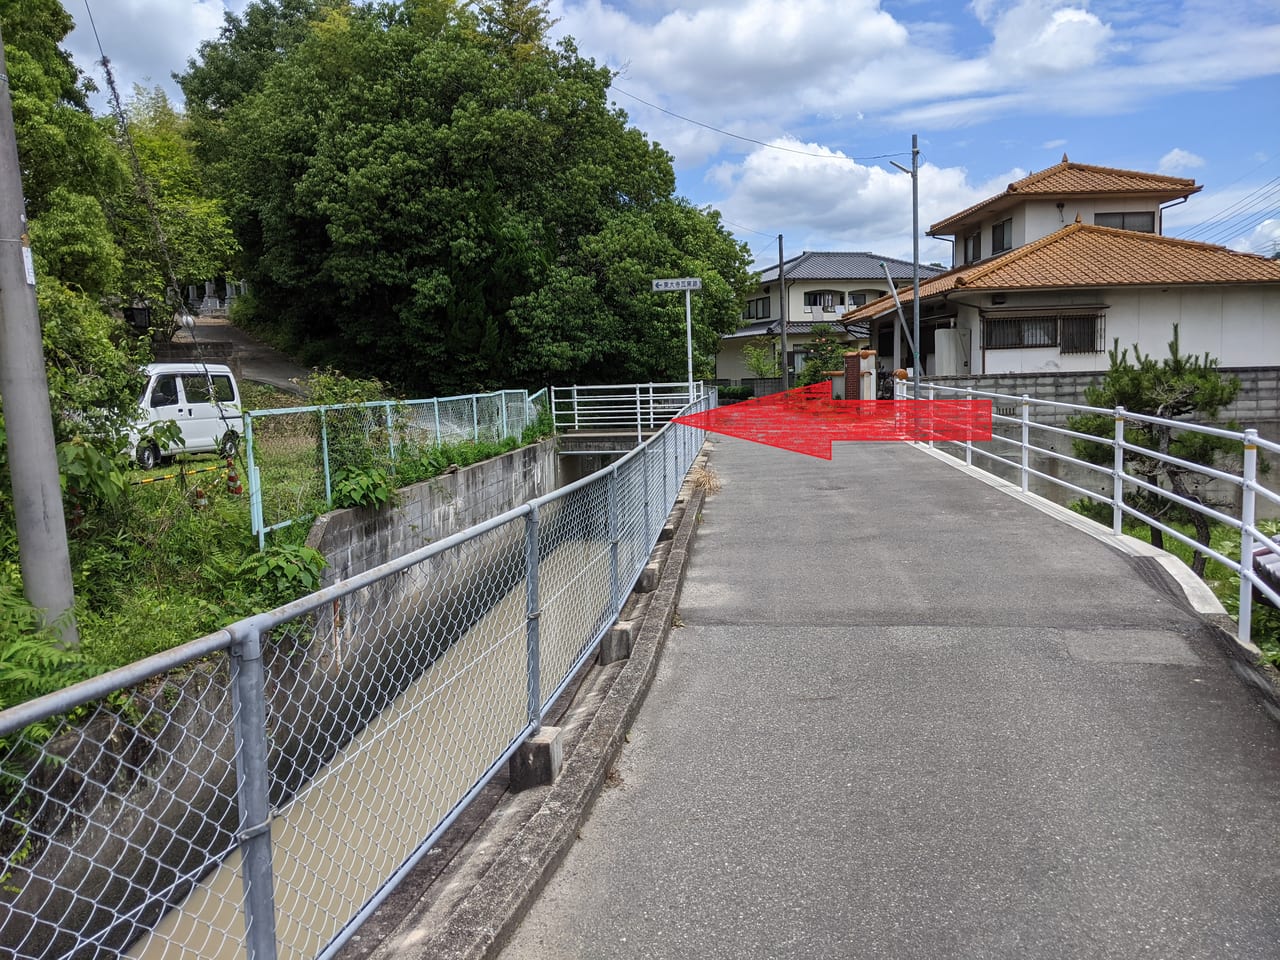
[653,277,702,402]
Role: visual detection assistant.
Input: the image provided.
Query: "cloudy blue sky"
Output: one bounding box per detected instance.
[64,0,1280,267]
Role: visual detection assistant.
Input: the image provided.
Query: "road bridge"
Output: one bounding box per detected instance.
[497,437,1280,960]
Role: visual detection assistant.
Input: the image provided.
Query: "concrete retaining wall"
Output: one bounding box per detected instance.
[306,438,557,586]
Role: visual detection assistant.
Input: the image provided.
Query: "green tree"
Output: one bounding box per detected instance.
[742,336,781,379]
[109,86,239,315]
[192,0,751,394]
[795,324,849,389]
[1068,325,1241,576]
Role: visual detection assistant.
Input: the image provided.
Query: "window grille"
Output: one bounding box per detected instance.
[982,313,1105,352]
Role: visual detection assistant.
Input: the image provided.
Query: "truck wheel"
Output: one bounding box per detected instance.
[136,442,160,470]
[218,431,240,459]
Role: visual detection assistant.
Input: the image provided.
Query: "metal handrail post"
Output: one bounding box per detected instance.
[1020,395,1031,494]
[524,505,542,727]
[1113,408,1126,535]
[1239,430,1259,647]
[501,392,509,439]
[472,396,479,442]
[927,384,936,448]
[635,389,643,445]
[964,386,973,467]
[573,385,580,431]
[433,399,441,447]
[229,618,279,960]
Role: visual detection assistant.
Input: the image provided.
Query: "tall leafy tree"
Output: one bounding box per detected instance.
[195,0,751,394]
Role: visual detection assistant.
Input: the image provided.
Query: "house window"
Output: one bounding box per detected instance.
[963,230,982,264]
[1094,211,1155,233]
[992,218,1013,254]
[742,296,771,320]
[803,290,843,313]
[846,292,868,307]
[983,313,1105,352]
[1060,315,1106,354]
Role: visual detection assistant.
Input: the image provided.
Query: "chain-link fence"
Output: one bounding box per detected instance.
[244,389,546,546]
[0,390,710,960]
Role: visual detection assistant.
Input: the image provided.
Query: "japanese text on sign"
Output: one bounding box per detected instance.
[652,277,702,291]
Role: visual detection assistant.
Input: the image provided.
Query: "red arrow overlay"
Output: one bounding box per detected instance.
[674,382,993,459]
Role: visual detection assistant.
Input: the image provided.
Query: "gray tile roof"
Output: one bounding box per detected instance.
[752,251,945,282]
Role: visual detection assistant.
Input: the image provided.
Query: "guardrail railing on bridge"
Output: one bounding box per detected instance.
[0,392,711,960]
[552,382,708,442]
[897,380,1280,650]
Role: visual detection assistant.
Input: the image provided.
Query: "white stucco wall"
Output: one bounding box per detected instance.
[972,284,1280,374]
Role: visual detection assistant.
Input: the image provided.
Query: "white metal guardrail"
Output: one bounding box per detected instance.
[551,382,708,442]
[0,392,710,960]
[897,379,1280,649]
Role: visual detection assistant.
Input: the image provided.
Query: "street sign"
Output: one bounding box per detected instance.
[652,278,702,291]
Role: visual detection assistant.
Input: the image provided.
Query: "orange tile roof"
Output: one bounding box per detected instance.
[843,223,1280,322]
[929,158,1201,234]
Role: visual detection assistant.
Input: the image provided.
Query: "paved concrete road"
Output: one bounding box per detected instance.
[501,438,1280,960]
[175,316,312,395]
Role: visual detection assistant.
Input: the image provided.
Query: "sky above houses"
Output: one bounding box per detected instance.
[64,0,1280,268]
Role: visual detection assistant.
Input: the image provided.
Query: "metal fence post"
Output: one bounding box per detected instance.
[245,413,262,542]
[501,392,509,439]
[607,466,621,611]
[1239,430,1259,647]
[229,619,279,960]
[252,465,266,551]
[524,506,542,728]
[1020,395,1031,494]
[318,408,333,507]
[473,396,479,442]
[572,386,579,431]
[642,443,652,546]
[1113,407,1126,536]
[385,401,397,463]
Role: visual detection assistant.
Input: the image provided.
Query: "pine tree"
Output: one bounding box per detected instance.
[1069,325,1241,576]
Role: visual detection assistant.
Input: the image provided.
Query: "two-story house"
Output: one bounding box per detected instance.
[717,251,944,384]
[843,157,1280,376]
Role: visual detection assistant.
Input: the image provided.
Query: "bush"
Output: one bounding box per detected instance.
[718,385,752,403]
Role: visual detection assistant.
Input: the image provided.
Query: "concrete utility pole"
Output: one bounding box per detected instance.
[891,134,922,399]
[778,234,789,390]
[0,29,78,644]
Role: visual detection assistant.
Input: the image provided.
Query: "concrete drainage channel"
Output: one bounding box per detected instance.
[340,449,713,960]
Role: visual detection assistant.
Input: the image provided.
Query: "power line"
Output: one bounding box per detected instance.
[611,85,907,165]
[1178,175,1280,241]
[719,217,778,239]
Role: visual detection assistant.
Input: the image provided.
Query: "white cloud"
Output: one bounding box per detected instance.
[989,2,1113,74]
[65,0,235,107]
[707,138,1021,263]
[1158,148,1205,174]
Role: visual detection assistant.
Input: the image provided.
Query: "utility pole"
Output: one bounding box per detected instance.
[0,29,78,644]
[778,234,789,390]
[891,134,922,399]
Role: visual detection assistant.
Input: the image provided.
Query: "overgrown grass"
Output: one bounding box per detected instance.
[1071,498,1280,667]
